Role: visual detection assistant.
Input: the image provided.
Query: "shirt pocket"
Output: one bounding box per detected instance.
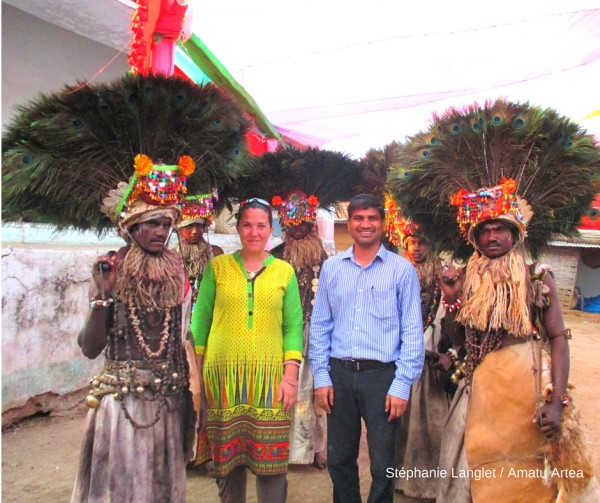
[369,289,397,319]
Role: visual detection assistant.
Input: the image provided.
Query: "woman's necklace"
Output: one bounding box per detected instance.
[247,268,260,279]
[241,251,268,279]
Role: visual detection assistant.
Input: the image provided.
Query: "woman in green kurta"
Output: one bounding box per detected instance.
[191,198,303,503]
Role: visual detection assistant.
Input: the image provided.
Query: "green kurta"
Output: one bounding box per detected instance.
[191,252,303,476]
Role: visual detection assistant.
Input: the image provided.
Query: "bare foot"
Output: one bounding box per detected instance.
[313,452,327,470]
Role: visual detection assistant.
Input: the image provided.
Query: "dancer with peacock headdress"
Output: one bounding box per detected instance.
[2,73,250,503]
[390,98,600,502]
[177,190,225,310]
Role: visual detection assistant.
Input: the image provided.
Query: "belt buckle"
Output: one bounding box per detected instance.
[350,359,360,371]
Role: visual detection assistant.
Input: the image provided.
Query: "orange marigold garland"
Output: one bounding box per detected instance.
[133,153,154,176]
[177,155,196,177]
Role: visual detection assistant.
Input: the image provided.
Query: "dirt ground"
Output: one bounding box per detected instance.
[2,311,599,502]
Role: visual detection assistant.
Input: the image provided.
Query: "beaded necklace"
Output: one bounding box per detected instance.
[422,284,441,330]
[283,247,321,323]
[102,302,188,429]
[127,300,171,359]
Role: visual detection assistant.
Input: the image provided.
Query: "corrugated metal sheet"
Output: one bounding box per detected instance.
[548,241,600,249]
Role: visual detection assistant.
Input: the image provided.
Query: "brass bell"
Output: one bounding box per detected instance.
[121,386,129,394]
[311,278,319,286]
[154,378,162,385]
[85,394,101,409]
[112,392,120,400]
[172,372,179,379]
[160,363,168,370]
[136,385,145,394]
[172,385,178,391]
[450,373,460,385]
[92,379,100,387]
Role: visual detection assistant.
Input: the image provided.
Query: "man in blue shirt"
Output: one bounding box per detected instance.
[309,193,424,503]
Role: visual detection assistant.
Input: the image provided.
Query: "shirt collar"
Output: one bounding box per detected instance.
[341,244,387,263]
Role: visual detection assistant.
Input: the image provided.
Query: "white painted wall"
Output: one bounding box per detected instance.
[1,224,281,422]
[2,2,129,128]
[2,2,128,422]
[1,244,104,415]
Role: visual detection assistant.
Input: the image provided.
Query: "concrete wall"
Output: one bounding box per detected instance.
[1,224,281,425]
[2,2,129,128]
[2,244,104,425]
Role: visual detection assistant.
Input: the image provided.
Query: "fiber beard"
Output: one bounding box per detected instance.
[283,231,325,271]
[179,238,210,279]
[457,247,531,338]
[116,243,184,310]
[413,259,439,291]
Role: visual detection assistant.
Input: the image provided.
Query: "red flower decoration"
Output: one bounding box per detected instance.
[501,177,517,194]
[272,196,283,206]
[307,195,319,206]
[450,188,468,206]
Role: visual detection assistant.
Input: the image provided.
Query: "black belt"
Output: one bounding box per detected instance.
[331,358,395,372]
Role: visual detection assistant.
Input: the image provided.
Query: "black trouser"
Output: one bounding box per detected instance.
[327,358,397,503]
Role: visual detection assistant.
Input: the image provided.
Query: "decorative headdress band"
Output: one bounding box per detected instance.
[384,192,421,248]
[115,153,196,221]
[450,177,533,243]
[271,191,319,227]
[180,188,219,226]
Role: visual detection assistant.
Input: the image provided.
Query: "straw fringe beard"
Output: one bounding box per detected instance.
[414,259,440,291]
[179,239,211,278]
[283,231,326,271]
[116,244,184,310]
[456,247,532,337]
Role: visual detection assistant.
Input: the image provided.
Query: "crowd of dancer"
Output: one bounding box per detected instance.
[72,105,599,503]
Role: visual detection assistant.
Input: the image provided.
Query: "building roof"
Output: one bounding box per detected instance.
[548,230,600,249]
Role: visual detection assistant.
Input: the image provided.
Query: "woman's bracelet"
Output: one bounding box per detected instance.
[283,360,301,368]
[441,295,462,313]
[89,298,114,309]
[282,375,299,386]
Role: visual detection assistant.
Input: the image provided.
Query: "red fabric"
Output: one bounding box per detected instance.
[578,194,600,230]
[246,131,269,155]
[128,0,188,76]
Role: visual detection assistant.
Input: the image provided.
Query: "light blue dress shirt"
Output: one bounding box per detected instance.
[309,244,424,399]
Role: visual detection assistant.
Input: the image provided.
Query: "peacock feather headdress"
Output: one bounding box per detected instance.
[388,98,600,259]
[233,145,363,225]
[2,73,250,235]
[358,141,404,198]
[384,192,422,249]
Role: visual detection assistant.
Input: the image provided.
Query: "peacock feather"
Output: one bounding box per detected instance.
[387,98,600,259]
[2,73,250,234]
[356,141,406,198]
[232,145,363,209]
